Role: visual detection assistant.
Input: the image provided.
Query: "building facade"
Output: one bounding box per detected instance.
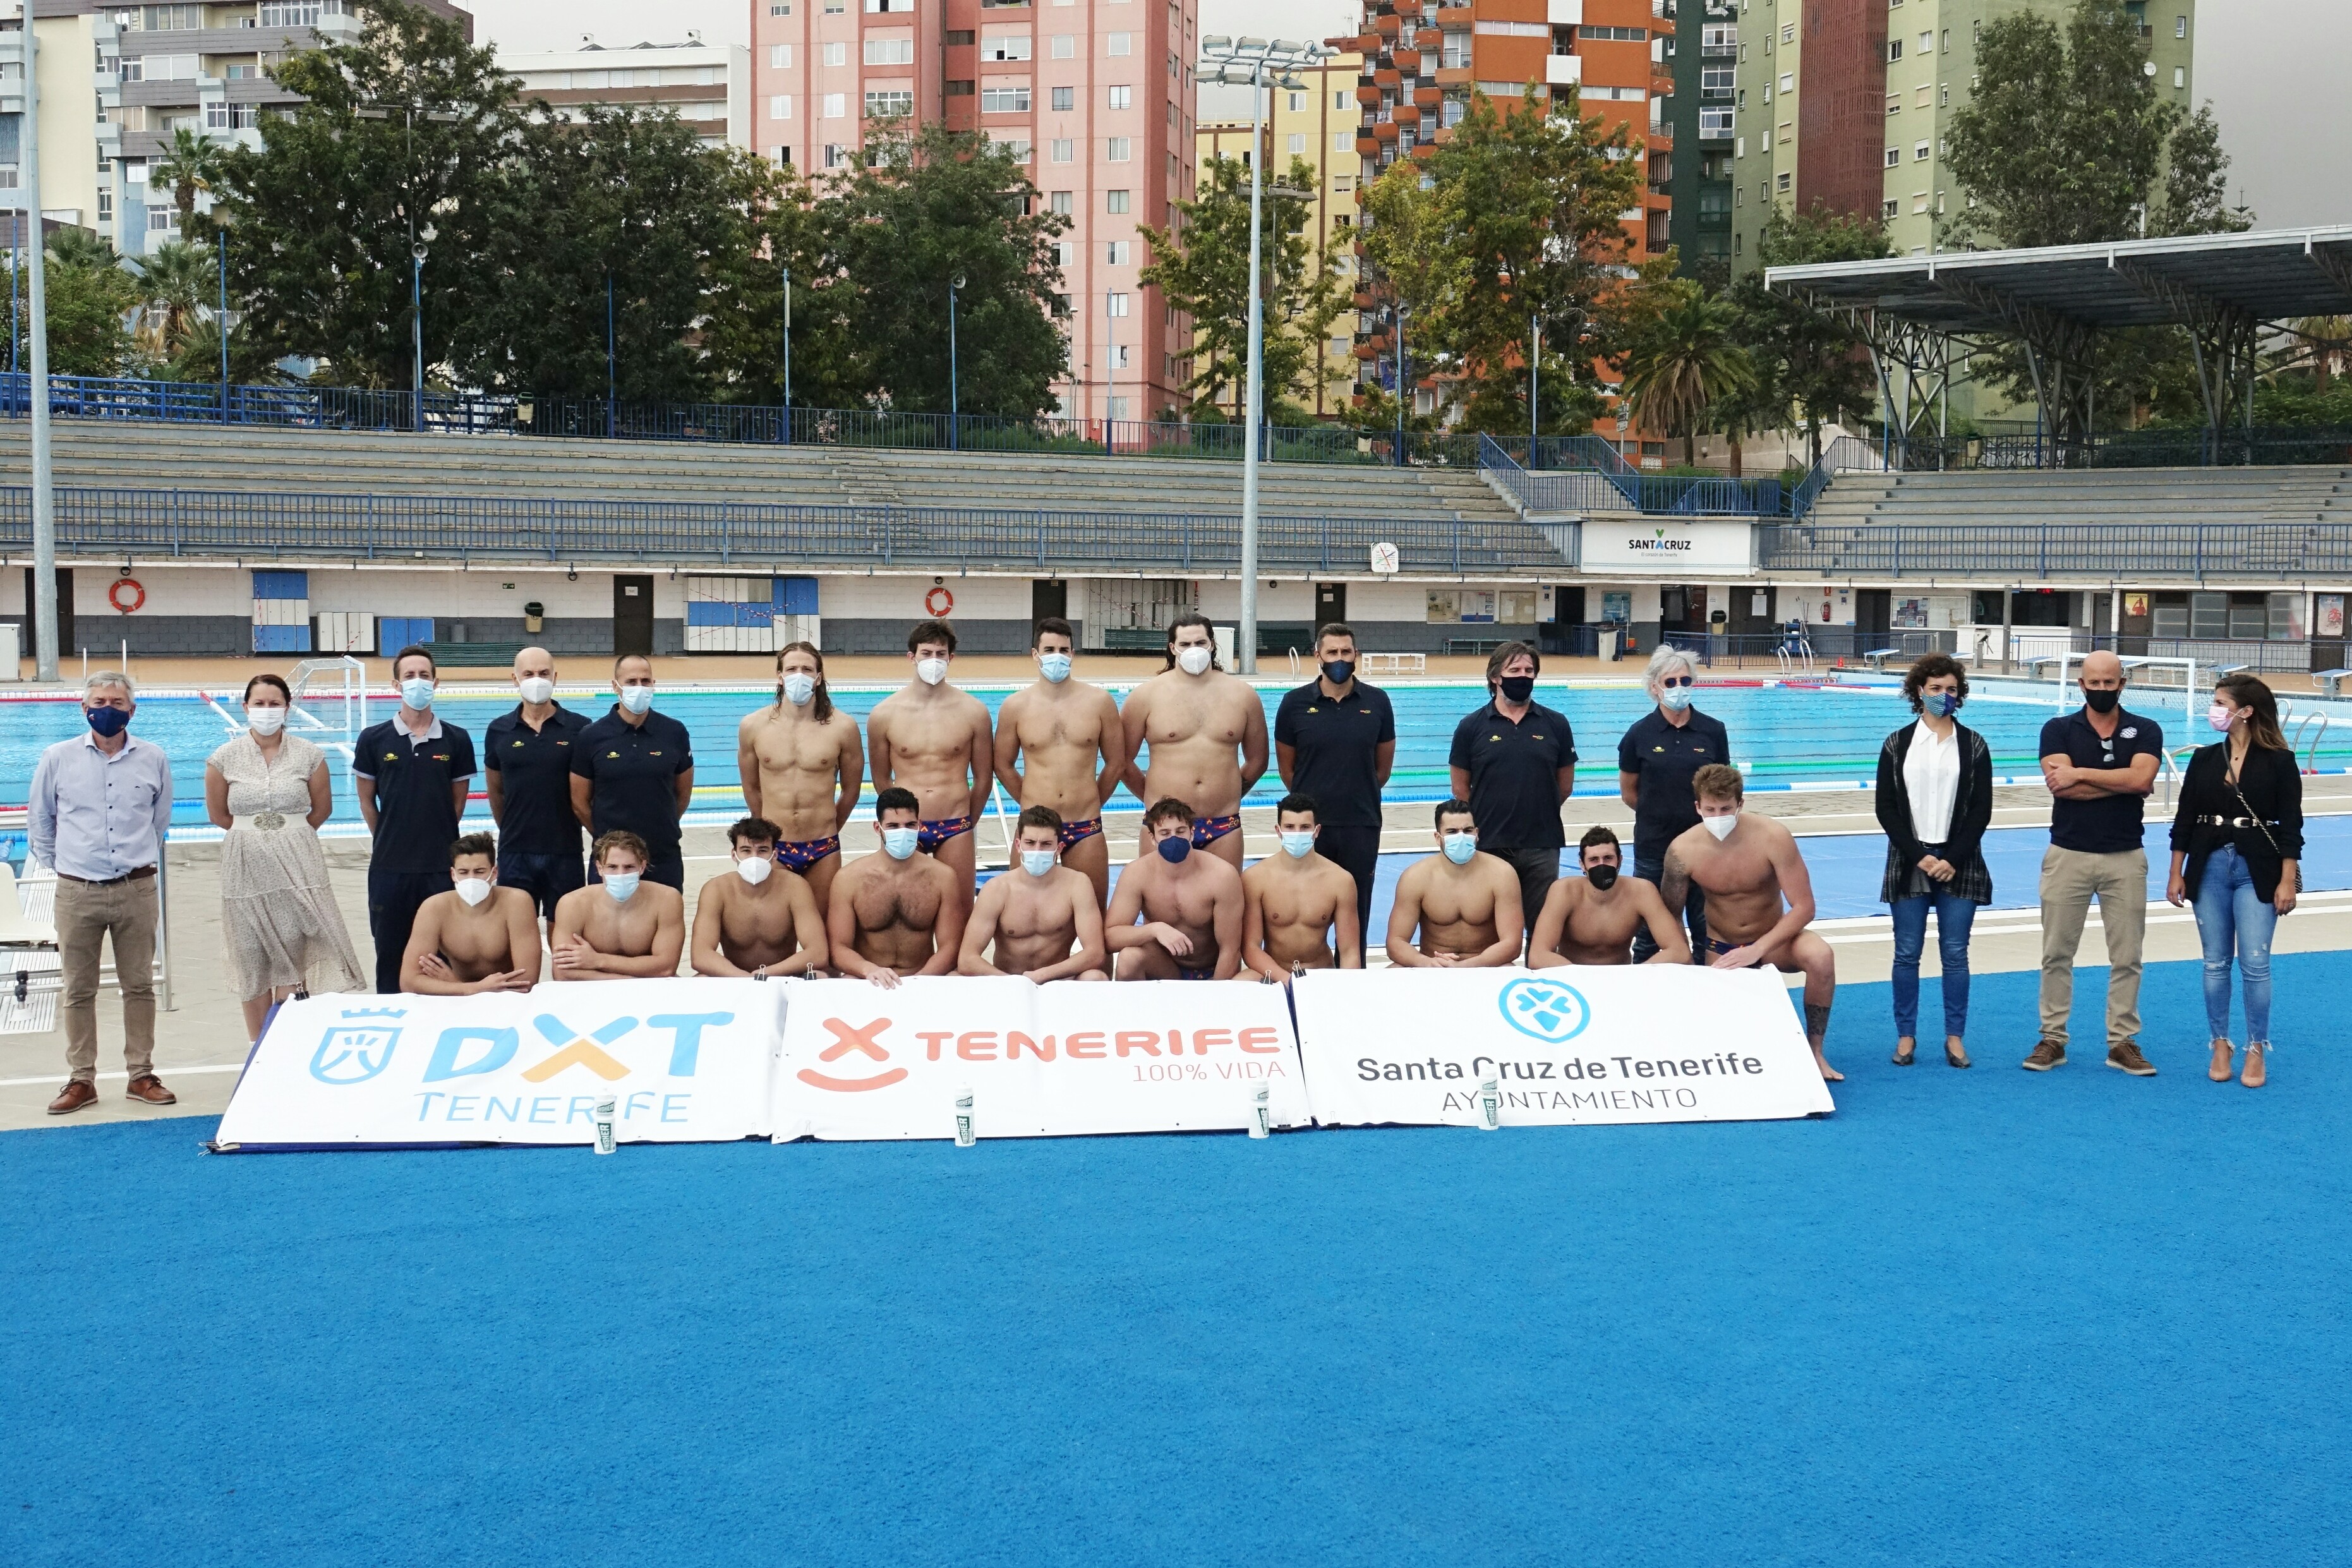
[750,0,1197,423]
[1664,0,1736,274]
[503,35,753,152]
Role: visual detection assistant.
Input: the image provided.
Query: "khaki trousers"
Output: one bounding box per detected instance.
[2037,845,2147,1048]
[56,874,160,1084]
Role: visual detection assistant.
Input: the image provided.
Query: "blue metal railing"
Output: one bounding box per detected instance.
[1754,518,2352,581]
[1479,432,1798,517]
[0,484,1571,574]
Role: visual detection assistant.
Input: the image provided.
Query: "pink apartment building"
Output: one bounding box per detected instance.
[751,0,1198,423]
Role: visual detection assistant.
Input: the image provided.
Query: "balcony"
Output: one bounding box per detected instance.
[1413,84,1442,107]
[1545,54,1581,87]
[1391,46,1420,71]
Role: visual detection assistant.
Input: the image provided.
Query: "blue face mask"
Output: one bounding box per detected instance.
[882,826,920,860]
[1038,653,1073,684]
[1442,832,1477,865]
[1279,830,1316,859]
[399,677,436,711]
[1021,848,1057,878]
[1660,684,1696,712]
[602,872,641,903]
[780,673,817,707]
[85,704,131,737]
[1929,691,1961,718]
[618,684,655,715]
[1155,835,1192,865]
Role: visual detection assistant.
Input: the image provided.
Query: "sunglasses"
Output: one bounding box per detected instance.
[1660,675,1696,688]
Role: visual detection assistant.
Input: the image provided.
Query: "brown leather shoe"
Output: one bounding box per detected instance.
[2106,1040,2157,1077]
[124,1074,178,1106]
[2022,1040,2067,1071]
[47,1080,99,1115]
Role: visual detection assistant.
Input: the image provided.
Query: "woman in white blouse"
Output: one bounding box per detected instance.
[1872,653,1996,1067]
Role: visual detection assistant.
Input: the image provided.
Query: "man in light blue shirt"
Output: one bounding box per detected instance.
[28,672,175,1114]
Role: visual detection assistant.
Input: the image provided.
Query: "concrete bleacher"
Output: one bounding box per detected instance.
[1810,464,2352,529]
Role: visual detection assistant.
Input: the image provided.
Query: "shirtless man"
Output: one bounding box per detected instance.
[1385,799,1526,968]
[867,619,993,910]
[401,834,542,994]
[1660,763,1841,1081]
[1239,792,1363,980]
[738,641,862,918]
[826,787,968,989]
[957,805,1110,981]
[1118,612,1269,870]
[691,816,830,979]
[1530,826,1691,968]
[992,616,1128,908]
[1105,798,1246,980]
[548,830,687,981]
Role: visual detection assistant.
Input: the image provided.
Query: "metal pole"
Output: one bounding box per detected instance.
[1530,313,1540,457]
[780,264,791,443]
[948,281,958,450]
[1104,287,1114,456]
[9,236,17,376]
[1239,66,1265,675]
[218,229,229,423]
[25,18,59,682]
[1392,307,1406,466]
[605,270,615,439]
[411,248,423,432]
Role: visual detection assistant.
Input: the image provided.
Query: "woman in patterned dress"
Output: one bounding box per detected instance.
[205,674,365,1041]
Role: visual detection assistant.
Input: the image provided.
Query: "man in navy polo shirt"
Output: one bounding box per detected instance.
[570,654,695,890]
[356,645,477,992]
[2027,650,2163,1076]
[1274,622,1395,934]
[485,646,590,926]
[1448,641,1577,949]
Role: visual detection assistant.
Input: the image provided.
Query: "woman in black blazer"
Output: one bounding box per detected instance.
[1874,653,1996,1068]
[2166,674,2301,1088]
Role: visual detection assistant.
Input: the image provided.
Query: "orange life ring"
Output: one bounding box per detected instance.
[109,577,145,614]
[924,585,955,618]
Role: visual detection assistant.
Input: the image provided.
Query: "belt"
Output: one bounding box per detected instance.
[2192,814,2279,829]
[58,865,157,886]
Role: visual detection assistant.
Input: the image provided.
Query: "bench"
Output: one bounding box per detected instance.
[1358,652,1426,677]
[2211,663,2252,678]
[2316,667,2352,699]
[1099,627,1168,653]
[424,639,528,670]
[1861,646,1903,672]
[1446,637,1509,656]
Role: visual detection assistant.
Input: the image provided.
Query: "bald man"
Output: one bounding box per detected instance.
[484,646,591,926]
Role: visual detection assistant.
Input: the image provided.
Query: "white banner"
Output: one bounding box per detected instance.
[769,977,1310,1142]
[214,980,784,1149]
[1578,518,1756,576]
[1292,967,1835,1128]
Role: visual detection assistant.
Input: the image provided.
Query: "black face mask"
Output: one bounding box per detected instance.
[1497,675,1536,704]
[1585,863,1619,891]
[1321,660,1356,686]
[2083,688,2121,715]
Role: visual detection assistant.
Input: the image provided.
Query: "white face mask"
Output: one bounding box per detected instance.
[516,677,555,705]
[245,706,287,736]
[1021,848,1057,878]
[618,684,655,715]
[780,673,817,706]
[735,855,773,886]
[2207,703,2238,734]
[454,876,492,907]
[1279,830,1315,859]
[1176,645,1214,677]
[915,656,950,686]
[882,826,920,860]
[399,677,436,711]
[1702,813,1739,841]
[603,872,641,902]
[1037,653,1073,684]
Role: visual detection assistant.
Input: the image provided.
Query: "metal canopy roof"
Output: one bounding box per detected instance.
[1765,226,2352,334]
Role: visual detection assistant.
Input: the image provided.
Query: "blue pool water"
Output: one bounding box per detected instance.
[4,677,2339,828]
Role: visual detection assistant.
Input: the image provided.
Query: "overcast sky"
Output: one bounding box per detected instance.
[459,0,2351,229]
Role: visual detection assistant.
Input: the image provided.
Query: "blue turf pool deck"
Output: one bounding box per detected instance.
[4,955,2346,1567]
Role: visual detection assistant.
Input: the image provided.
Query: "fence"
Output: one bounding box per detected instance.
[1755,519,2352,582]
[1477,434,1799,518]
[1844,424,2352,473]
[0,485,1569,574]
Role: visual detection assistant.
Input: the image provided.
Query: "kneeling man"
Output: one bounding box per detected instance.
[691,816,829,979]
[1385,799,1525,967]
[550,830,687,980]
[827,787,967,989]
[402,833,543,994]
[958,805,1109,981]
[1240,792,1363,980]
[1106,799,1245,980]
[1661,763,1840,1080]
[1530,826,1690,967]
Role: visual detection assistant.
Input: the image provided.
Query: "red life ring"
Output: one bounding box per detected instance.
[924,585,955,618]
[109,577,146,613]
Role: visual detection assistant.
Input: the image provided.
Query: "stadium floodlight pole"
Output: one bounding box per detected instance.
[1529,313,1539,453]
[354,101,460,435]
[948,271,963,452]
[23,17,57,682]
[780,263,792,443]
[218,227,231,423]
[1104,286,1115,456]
[1199,36,1327,675]
[1392,304,1408,467]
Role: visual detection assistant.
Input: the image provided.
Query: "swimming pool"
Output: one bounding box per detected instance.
[6,676,2344,831]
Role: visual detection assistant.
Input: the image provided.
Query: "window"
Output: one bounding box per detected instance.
[2173,66,2184,88]
[946,30,975,44]
[1919,31,1932,54]
[1886,96,1900,116]
[865,88,912,118]
[1911,191,1928,214]
[1334,174,1351,191]
[1106,135,1130,160]
[1334,90,1348,110]
[1049,138,1074,162]
[204,102,259,130]
[1106,240,1129,265]
[1107,83,1130,109]
[1286,132,1303,154]
[864,37,915,64]
[1699,107,1733,138]
[1886,38,1900,61]
[769,44,791,66]
[1885,145,1900,168]
[1778,119,1792,143]
[97,185,113,221]
[983,33,1032,60]
[770,145,791,165]
[253,1,318,25]
[822,93,846,118]
[1106,32,1131,56]
[1106,291,1129,317]
[822,41,846,66]
[981,87,1031,112]
[946,79,975,95]
[2176,14,2187,38]
[1701,66,1733,95]
[1477,18,1549,35]
[1051,85,1073,109]
[1051,33,1075,57]
[1778,71,1792,92]
[1049,190,1073,214]
[771,3,790,12]
[1440,32,1469,68]
[1052,241,1075,268]
[1915,141,1931,161]
[823,0,844,11]
[1288,90,1303,111]
[1776,171,1790,192]
[992,135,1032,162]
[769,95,792,119]
[1107,344,1130,369]
[1780,23,1794,43]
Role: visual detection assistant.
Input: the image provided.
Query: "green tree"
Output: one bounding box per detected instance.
[16,235,142,377]
[133,239,214,363]
[148,128,229,231]
[2154,104,2251,238]
[1620,284,1757,466]
[203,0,522,387]
[1139,152,1344,421]
[695,162,861,410]
[826,120,1068,417]
[1725,204,1889,464]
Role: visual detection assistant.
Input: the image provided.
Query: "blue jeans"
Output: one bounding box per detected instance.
[1890,889,1977,1039]
[2193,845,2276,1044]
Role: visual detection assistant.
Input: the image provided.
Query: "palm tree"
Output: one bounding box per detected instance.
[45,227,121,272]
[134,239,212,360]
[1620,292,1759,467]
[148,128,227,231]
